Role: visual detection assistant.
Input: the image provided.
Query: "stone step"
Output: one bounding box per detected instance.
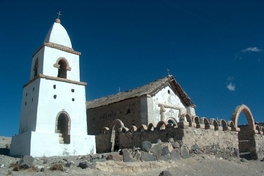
[58,133,64,144]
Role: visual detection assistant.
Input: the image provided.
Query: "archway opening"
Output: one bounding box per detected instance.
[57,113,70,144]
[238,119,256,159]
[57,60,67,78]
[168,119,177,125]
[110,119,124,152]
[231,105,256,159]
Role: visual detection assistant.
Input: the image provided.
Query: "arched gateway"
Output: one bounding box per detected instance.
[231,104,257,159]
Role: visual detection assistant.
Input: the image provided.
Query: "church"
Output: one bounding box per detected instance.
[10,17,96,157]
[10,15,196,157]
[87,75,196,135]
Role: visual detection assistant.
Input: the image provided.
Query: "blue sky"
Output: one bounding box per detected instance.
[1,0,264,136]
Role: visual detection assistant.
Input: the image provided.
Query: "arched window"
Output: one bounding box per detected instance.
[167,117,177,125]
[33,58,38,77]
[57,60,67,78]
[54,58,71,79]
[56,112,70,144]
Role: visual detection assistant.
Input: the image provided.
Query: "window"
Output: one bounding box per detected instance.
[57,60,67,78]
[33,58,38,77]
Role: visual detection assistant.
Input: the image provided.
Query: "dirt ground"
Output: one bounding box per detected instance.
[1,154,264,176]
[1,137,264,176]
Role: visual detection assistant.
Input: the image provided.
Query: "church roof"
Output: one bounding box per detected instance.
[86,75,195,109]
[44,19,72,48]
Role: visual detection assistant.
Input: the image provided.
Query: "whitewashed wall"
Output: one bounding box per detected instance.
[149,85,185,124]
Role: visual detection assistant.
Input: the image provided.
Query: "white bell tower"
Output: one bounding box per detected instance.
[10,16,96,157]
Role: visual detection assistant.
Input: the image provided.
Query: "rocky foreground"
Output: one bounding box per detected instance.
[1,137,264,176]
[1,153,264,176]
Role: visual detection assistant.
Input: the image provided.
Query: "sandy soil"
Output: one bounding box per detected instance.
[1,154,264,176]
[1,137,264,176]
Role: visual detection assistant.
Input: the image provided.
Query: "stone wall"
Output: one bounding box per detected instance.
[87,98,142,135]
[95,104,264,159]
[96,124,239,156]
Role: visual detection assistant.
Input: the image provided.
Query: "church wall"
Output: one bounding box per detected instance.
[150,85,185,124]
[29,132,95,156]
[42,47,80,81]
[19,79,40,134]
[140,95,151,125]
[30,48,44,80]
[186,106,196,117]
[35,79,87,134]
[10,131,31,156]
[87,97,142,135]
[11,131,96,157]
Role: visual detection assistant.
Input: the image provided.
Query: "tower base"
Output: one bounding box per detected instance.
[10,131,96,157]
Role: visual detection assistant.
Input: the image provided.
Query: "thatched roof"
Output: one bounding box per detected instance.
[86,75,195,109]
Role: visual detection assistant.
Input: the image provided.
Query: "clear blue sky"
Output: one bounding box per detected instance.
[1,0,264,136]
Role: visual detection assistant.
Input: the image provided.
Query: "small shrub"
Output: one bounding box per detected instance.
[41,156,48,164]
[49,163,63,171]
[9,162,20,171]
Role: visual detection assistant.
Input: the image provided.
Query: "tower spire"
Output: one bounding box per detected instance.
[55,11,62,23]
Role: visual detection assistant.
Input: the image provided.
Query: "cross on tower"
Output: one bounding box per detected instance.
[57,11,62,19]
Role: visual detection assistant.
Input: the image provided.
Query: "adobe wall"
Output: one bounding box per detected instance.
[87,97,142,135]
[96,126,239,155]
[255,134,264,158]
[96,104,264,159]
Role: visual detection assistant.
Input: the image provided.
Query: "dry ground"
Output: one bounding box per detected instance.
[1,137,264,176]
[0,154,264,176]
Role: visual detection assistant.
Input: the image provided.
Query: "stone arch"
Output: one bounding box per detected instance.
[192,116,200,128]
[138,124,148,132]
[186,114,192,122]
[130,125,137,132]
[55,111,71,144]
[231,105,258,159]
[167,117,177,125]
[110,119,125,130]
[147,123,156,131]
[218,119,228,131]
[122,127,129,132]
[110,119,125,152]
[167,122,177,128]
[227,121,236,131]
[231,104,255,132]
[210,118,219,130]
[186,114,195,127]
[53,57,71,79]
[102,127,109,134]
[156,121,167,130]
[200,117,210,129]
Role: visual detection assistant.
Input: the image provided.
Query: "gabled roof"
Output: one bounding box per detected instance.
[86,75,195,109]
